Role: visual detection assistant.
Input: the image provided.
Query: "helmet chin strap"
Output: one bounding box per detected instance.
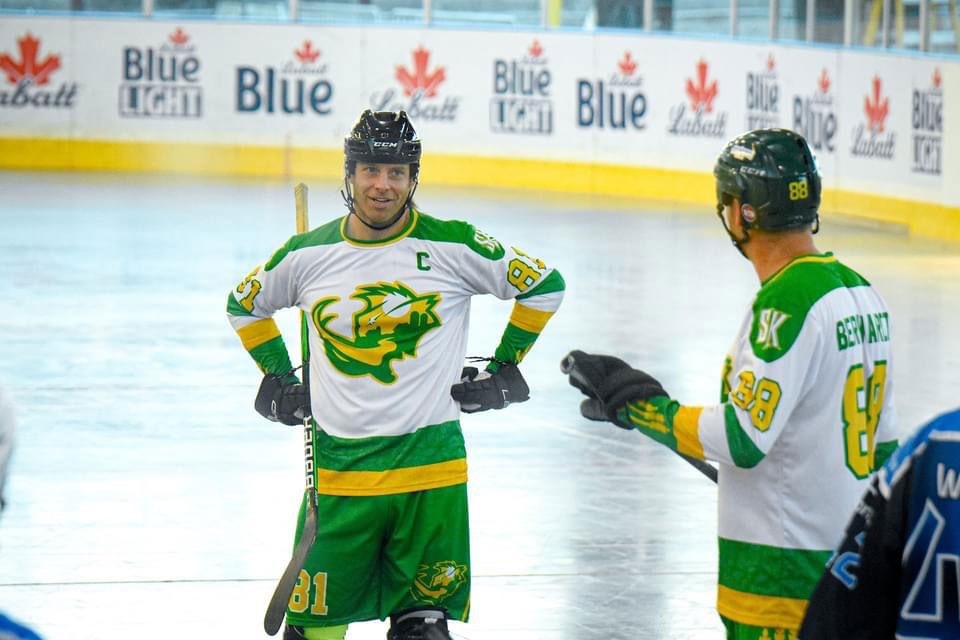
[340,177,355,214]
[716,201,750,259]
[342,178,419,231]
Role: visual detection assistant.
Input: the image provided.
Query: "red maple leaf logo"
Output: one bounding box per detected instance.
[818,68,830,94]
[686,59,718,113]
[933,68,942,89]
[618,51,637,76]
[528,39,543,58]
[0,33,60,86]
[169,27,189,46]
[864,76,889,133]
[396,47,445,98]
[766,53,775,71]
[294,40,320,63]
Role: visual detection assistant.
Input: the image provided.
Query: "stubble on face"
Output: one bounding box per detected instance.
[347,162,414,239]
[351,163,411,226]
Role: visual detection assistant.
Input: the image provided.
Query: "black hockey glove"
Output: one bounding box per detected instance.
[560,349,668,426]
[451,361,530,413]
[255,372,311,426]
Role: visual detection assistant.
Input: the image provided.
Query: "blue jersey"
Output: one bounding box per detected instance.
[0,612,43,640]
[800,408,960,639]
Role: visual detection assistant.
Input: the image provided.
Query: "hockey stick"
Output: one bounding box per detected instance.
[560,354,718,484]
[264,183,320,636]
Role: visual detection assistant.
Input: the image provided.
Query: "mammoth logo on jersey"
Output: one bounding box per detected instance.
[851,75,895,160]
[793,68,837,153]
[490,39,553,135]
[0,33,78,109]
[311,281,441,384]
[745,54,780,129]
[236,39,333,115]
[577,51,647,131]
[411,560,468,605]
[668,59,726,137]
[911,68,942,175]
[370,47,460,122]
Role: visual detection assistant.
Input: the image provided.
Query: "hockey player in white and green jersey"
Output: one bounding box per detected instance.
[227,111,563,640]
[562,129,897,639]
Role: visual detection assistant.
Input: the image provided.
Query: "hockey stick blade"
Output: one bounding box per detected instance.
[263,488,318,635]
[561,352,718,484]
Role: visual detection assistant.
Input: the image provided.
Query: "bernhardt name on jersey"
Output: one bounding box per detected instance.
[836,311,890,351]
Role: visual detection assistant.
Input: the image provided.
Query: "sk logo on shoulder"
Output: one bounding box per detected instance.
[756,308,790,350]
[311,281,441,383]
[411,560,468,604]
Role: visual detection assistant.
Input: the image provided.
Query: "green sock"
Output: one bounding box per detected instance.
[303,624,348,640]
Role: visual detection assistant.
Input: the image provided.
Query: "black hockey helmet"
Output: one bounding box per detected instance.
[713,128,821,231]
[344,110,421,181]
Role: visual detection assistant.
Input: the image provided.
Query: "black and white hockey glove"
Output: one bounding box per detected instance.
[255,372,311,426]
[560,349,668,425]
[451,361,529,413]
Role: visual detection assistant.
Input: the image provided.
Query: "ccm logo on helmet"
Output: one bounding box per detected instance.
[372,140,399,149]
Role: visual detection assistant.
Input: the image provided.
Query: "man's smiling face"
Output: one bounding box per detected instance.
[349,161,413,230]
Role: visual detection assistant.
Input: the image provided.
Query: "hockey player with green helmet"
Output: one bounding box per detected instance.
[228,110,564,640]
[562,128,898,639]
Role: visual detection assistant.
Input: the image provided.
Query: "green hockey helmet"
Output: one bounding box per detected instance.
[344,109,421,180]
[713,128,821,231]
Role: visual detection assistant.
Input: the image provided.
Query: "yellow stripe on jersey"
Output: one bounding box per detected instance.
[315,458,468,496]
[765,254,838,287]
[717,584,809,630]
[674,405,705,459]
[236,318,282,351]
[509,302,555,334]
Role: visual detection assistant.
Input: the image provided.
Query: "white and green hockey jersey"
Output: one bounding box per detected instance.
[227,208,564,497]
[627,253,897,630]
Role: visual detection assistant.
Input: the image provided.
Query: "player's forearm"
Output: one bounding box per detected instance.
[615,398,708,461]
[493,305,550,364]
[619,399,765,468]
[231,316,295,375]
[491,268,564,366]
